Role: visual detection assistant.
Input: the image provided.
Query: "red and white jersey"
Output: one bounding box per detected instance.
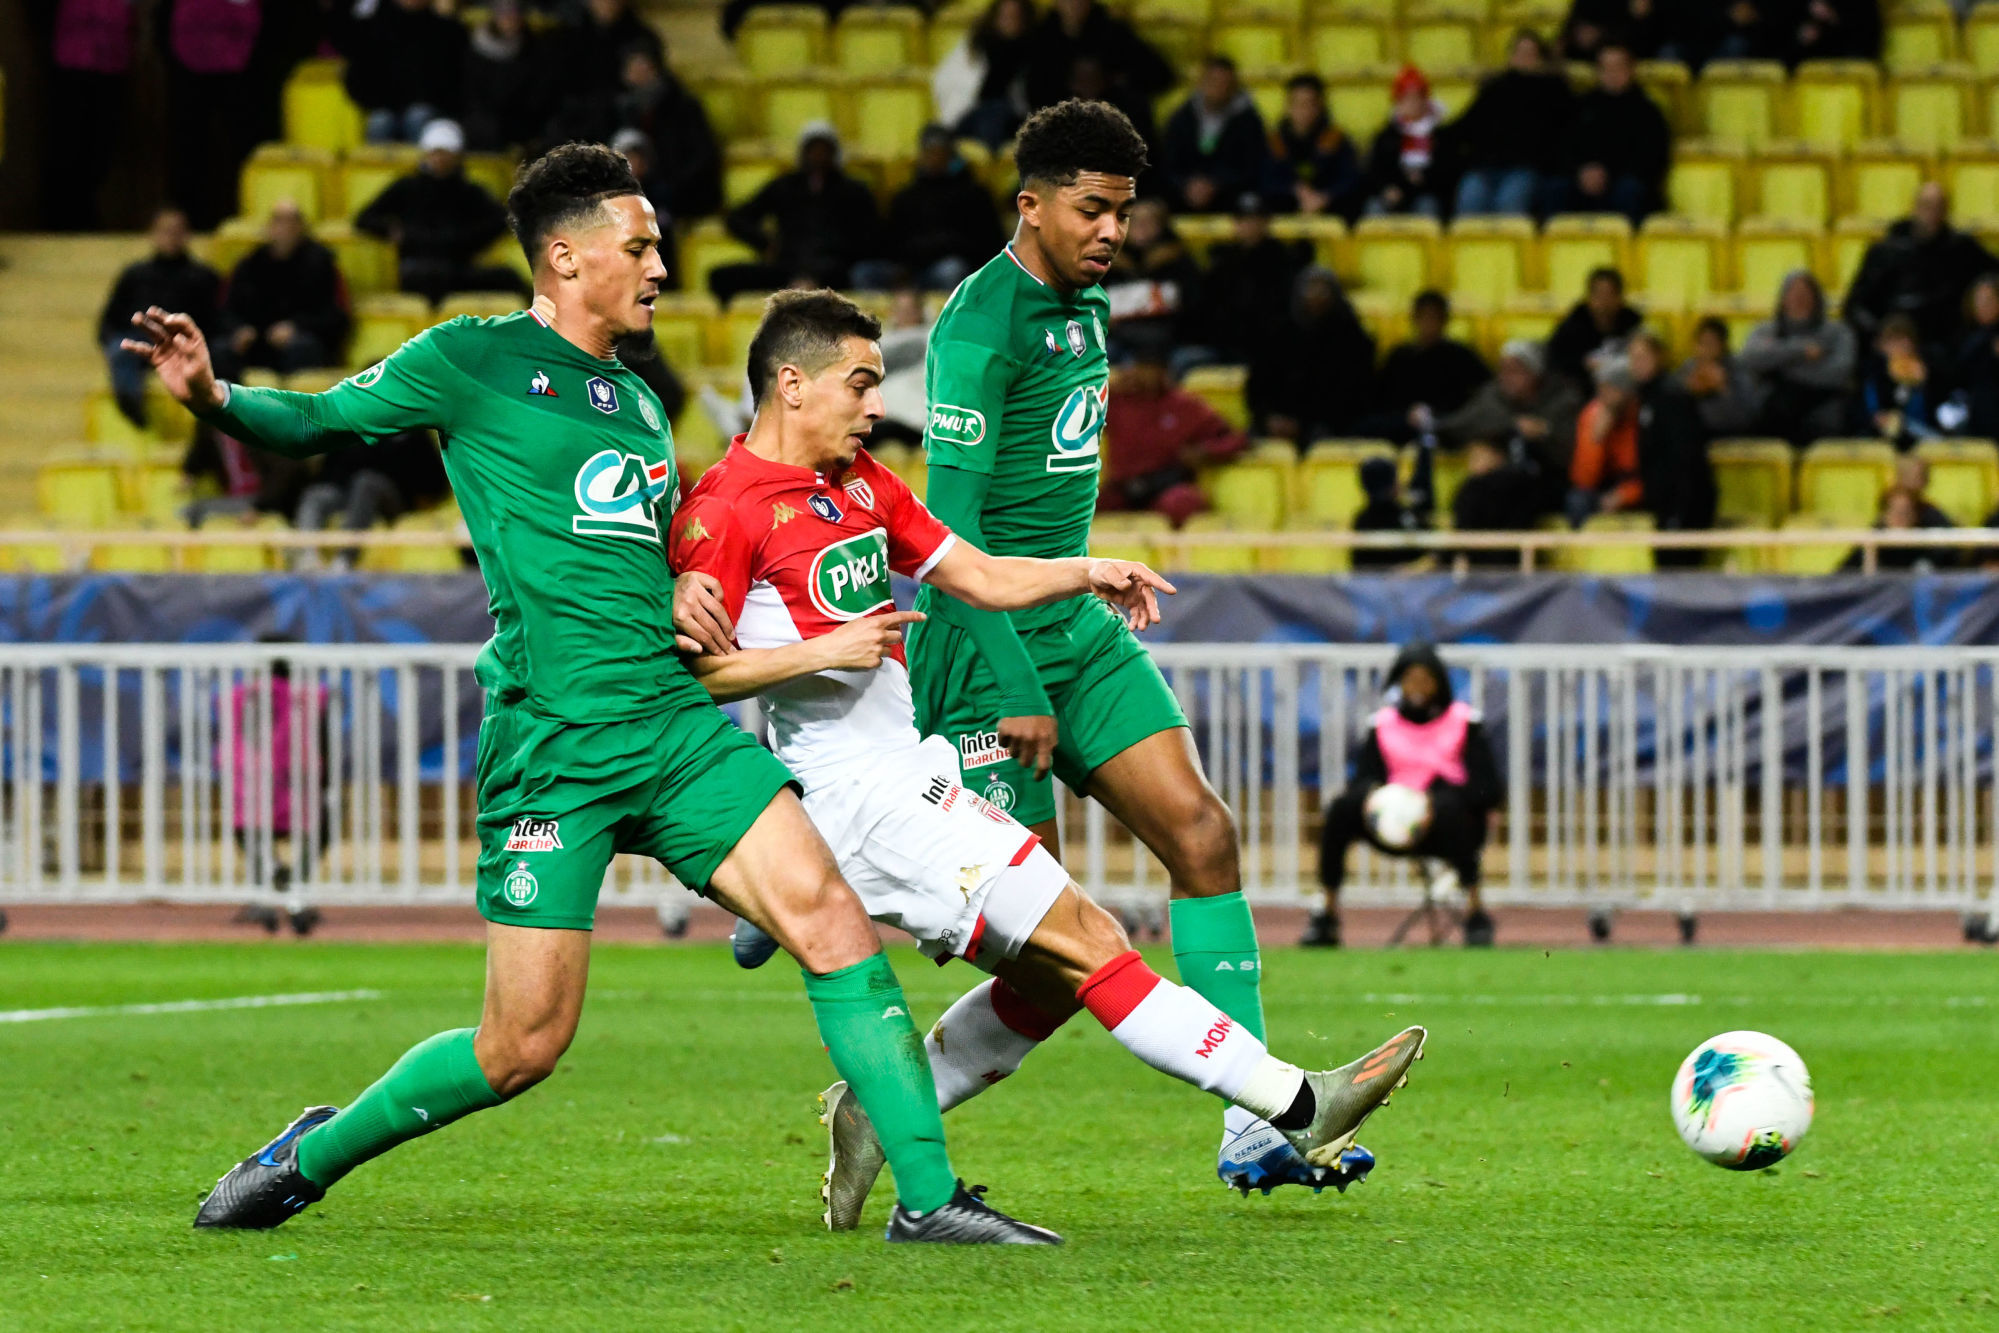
[667,437,956,783]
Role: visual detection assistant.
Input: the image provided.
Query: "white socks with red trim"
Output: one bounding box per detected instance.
[1077,950,1306,1121]
[923,977,1062,1113]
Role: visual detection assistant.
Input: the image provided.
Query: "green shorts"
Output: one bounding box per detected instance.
[908,595,1187,827]
[474,698,795,931]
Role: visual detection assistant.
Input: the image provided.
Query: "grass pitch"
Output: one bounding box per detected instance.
[2,940,1996,1332]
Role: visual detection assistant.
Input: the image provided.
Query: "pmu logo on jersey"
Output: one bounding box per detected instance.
[572,448,671,541]
[808,527,893,621]
[959,730,1008,769]
[504,817,563,852]
[928,404,985,448]
[527,370,558,397]
[586,375,619,415]
[1046,380,1109,473]
[808,493,843,523]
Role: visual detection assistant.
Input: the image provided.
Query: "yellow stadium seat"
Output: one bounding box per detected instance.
[1171,514,1258,574]
[1707,439,1796,527]
[737,5,829,77]
[1349,215,1438,301]
[199,214,262,277]
[650,313,706,371]
[381,513,467,574]
[1487,294,1564,357]
[1260,517,1353,574]
[1267,215,1346,270]
[1311,21,1387,73]
[1790,61,1879,152]
[336,145,417,218]
[1884,8,1957,74]
[318,221,395,295]
[462,152,517,208]
[833,8,924,72]
[1444,216,1533,308]
[1768,513,1852,573]
[1828,215,1886,291]
[1295,439,1393,525]
[1205,459,1290,529]
[723,151,783,207]
[435,292,520,322]
[1634,217,1723,310]
[1798,439,1897,524]
[1914,438,1999,526]
[1090,511,1170,565]
[761,78,841,147]
[845,79,934,160]
[282,64,364,152]
[1842,144,1928,224]
[1636,59,1693,135]
[1969,8,1999,75]
[1429,70,1480,118]
[0,540,71,573]
[349,293,430,368]
[239,146,332,224]
[1946,143,1999,222]
[1732,219,1821,300]
[1540,214,1631,300]
[126,465,186,526]
[39,462,121,526]
[1666,140,1744,226]
[189,516,279,574]
[681,220,760,295]
[1403,20,1479,71]
[1558,513,1656,573]
[1132,0,1213,22]
[90,540,173,574]
[1212,20,1294,70]
[1401,441,1468,512]
[1326,70,1394,143]
[1750,148,1834,227]
[1182,365,1250,431]
[692,72,758,143]
[1887,67,1975,154]
[1174,214,1236,264]
[83,392,151,451]
[1245,79,1286,127]
[1697,60,1786,149]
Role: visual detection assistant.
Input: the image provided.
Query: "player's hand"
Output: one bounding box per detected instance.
[121,308,224,412]
[817,610,924,671]
[999,714,1057,780]
[672,571,737,656]
[1086,558,1176,632]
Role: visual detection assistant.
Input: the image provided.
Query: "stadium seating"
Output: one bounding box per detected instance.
[1089,511,1168,565]
[1444,217,1534,308]
[1768,513,1852,573]
[1843,143,1927,222]
[281,59,365,152]
[1181,365,1249,432]
[832,7,925,72]
[1349,215,1438,301]
[1733,218,1821,298]
[1261,516,1353,574]
[1295,440,1393,526]
[1791,61,1879,152]
[1698,61,1786,148]
[1751,147,1834,228]
[1540,214,1631,299]
[1798,439,1898,524]
[1884,3,1958,73]
[1668,141,1745,226]
[1914,437,1999,526]
[1559,513,1657,574]
[38,461,121,528]
[1310,20,1388,74]
[1708,439,1797,528]
[1203,443,1294,529]
[737,5,828,77]
[1885,65,1974,153]
[1634,216,1723,310]
[1174,513,1259,573]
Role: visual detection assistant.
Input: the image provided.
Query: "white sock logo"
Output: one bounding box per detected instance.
[882,1005,906,1019]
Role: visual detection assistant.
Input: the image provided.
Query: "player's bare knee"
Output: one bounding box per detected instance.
[477,1021,573,1098]
[1164,794,1240,896]
[784,868,877,973]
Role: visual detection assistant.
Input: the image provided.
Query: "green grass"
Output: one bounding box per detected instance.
[3,942,1997,1331]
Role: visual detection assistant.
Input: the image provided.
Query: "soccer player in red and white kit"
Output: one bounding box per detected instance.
[667,290,1426,1231]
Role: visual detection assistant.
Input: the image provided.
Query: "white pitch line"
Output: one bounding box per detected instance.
[0,988,383,1025]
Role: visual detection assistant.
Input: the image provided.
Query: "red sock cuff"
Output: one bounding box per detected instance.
[988,978,1063,1042]
[1076,950,1163,1031]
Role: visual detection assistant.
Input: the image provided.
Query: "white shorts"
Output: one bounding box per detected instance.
[799,736,1071,967]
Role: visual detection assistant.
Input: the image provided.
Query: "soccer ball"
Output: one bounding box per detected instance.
[1363,783,1430,851]
[1671,1031,1814,1170]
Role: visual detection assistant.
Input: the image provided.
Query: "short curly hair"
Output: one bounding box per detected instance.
[1014,99,1149,189]
[507,142,643,264]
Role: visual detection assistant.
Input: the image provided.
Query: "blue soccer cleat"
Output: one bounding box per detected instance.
[193,1104,339,1228]
[1218,1116,1376,1197]
[732,916,780,969]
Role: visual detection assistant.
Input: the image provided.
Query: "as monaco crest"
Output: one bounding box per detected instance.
[843,476,875,509]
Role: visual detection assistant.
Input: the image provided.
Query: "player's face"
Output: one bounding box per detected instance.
[796,336,886,471]
[572,194,668,338]
[1024,173,1136,288]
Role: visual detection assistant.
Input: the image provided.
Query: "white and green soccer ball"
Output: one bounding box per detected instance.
[1363,782,1430,851]
[1672,1031,1814,1170]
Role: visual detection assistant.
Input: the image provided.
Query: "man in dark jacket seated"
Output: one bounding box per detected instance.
[354,119,520,304]
[1307,643,1503,949]
[223,201,350,374]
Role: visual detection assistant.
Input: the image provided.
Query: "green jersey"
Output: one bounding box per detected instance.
[201,310,705,723]
[918,244,1110,629]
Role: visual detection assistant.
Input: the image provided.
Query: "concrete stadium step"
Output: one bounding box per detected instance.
[2,396,88,441]
[0,276,107,321]
[0,234,139,278]
[0,316,100,361]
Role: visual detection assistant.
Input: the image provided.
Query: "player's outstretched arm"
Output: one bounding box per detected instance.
[923,543,1176,632]
[684,611,924,703]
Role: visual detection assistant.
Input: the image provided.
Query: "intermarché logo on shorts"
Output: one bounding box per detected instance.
[505,817,563,852]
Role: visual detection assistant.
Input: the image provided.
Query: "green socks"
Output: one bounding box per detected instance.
[1169,891,1268,1043]
[803,953,957,1214]
[296,1027,503,1189]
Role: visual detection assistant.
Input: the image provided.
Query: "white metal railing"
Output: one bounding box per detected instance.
[0,643,1992,914]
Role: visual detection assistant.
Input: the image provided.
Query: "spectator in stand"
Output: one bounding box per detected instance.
[1451,31,1572,219]
[934,0,1036,150]
[160,0,268,229]
[181,419,313,529]
[1439,339,1583,516]
[222,201,349,375]
[1102,198,1203,364]
[1548,266,1643,390]
[1452,438,1541,563]
[1160,56,1268,215]
[343,0,467,145]
[295,432,450,570]
[548,0,666,140]
[1364,65,1452,219]
[1196,194,1312,364]
[1788,0,1883,64]
[1100,345,1248,527]
[1351,456,1432,570]
[461,0,552,153]
[1567,354,1644,527]
[1850,314,1946,448]
[99,208,231,430]
[1247,266,1377,445]
[1892,454,1953,529]
[1950,274,1999,439]
[1629,329,1716,558]
[1562,46,1671,224]
[867,125,1004,292]
[1560,0,1666,61]
[1263,73,1363,219]
[1674,315,1765,436]
[1845,184,1999,354]
[1022,0,1173,141]
[44,0,138,230]
[1840,487,1941,572]
[1742,269,1857,445]
[356,120,520,305]
[607,53,720,221]
[1356,290,1492,443]
[711,123,880,305]
[1698,1,1790,64]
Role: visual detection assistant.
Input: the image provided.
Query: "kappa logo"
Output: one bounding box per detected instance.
[1194,1015,1236,1059]
[771,501,799,529]
[959,729,1008,769]
[808,493,843,523]
[573,448,671,541]
[928,404,986,448]
[586,375,619,415]
[503,860,539,908]
[679,516,711,544]
[1046,381,1109,473]
[956,865,983,904]
[504,816,563,853]
[844,475,875,509]
[1065,319,1086,357]
[527,369,558,397]
[347,362,386,389]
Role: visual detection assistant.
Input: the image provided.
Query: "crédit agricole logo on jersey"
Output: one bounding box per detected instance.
[809,528,894,621]
[1047,380,1109,473]
[572,448,673,541]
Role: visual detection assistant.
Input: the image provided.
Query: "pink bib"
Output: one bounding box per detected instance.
[1373,700,1470,790]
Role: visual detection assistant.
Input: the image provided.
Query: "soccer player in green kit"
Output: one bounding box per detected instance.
[907,101,1418,1193]
[128,144,1056,1244]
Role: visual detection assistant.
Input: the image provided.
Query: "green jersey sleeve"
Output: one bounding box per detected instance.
[197,323,459,458]
[923,316,1013,476]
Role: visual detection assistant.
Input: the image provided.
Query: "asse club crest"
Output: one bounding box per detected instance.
[808,528,893,622]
